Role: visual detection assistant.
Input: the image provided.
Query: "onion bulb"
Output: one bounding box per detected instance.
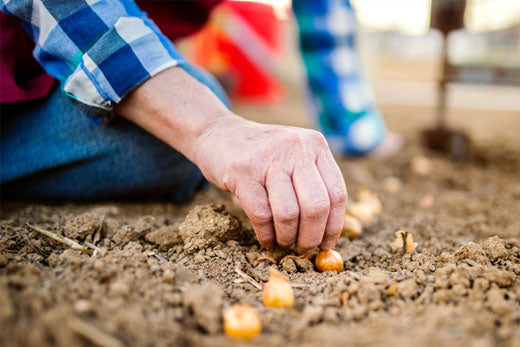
[342,214,362,240]
[262,267,294,308]
[223,304,262,340]
[315,250,344,273]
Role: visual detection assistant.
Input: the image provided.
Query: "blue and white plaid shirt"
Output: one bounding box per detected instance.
[293,0,384,154]
[1,0,186,118]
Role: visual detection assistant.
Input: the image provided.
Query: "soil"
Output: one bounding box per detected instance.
[1,103,519,347]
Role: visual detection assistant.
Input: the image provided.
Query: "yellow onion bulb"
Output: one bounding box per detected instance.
[381,176,402,193]
[347,202,374,222]
[223,304,262,340]
[356,189,382,215]
[342,214,362,240]
[315,250,344,273]
[262,268,294,308]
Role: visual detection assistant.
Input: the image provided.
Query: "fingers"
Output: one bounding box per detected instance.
[292,163,330,254]
[316,149,348,250]
[265,172,300,248]
[235,183,275,248]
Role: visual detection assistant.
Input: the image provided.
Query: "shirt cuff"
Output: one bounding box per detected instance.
[63,16,186,119]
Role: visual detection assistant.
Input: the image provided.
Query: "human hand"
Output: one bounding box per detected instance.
[193,118,347,254]
[116,67,346,253]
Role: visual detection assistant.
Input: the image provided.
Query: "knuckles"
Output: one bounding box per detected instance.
[305,129,329,150]
[275,205,300,224]
[248,207,273,225]
[276,229,297,247]
[300,199,330,220]
[329,186,348,207]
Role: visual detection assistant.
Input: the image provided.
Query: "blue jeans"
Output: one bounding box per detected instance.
[1,64,230,202]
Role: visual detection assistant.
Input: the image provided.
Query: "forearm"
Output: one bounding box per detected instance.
[116,66,241,166]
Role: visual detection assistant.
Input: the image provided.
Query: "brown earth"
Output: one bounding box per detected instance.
[1,102,519,347]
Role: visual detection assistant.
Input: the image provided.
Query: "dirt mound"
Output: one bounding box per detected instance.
[1,198,519,347]
[1,104,520,346]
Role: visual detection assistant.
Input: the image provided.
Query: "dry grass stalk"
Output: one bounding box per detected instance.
[234,267,262,290]
[27,223,93,255]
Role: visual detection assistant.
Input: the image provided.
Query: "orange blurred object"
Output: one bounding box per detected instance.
[186,1,288,101]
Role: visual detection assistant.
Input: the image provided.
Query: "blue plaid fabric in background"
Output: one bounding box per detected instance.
[0,0,185,119]
[293,0,385,155]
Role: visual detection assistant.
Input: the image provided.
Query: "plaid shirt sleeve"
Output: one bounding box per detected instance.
[292,0,375,128]
[0,0,186,118]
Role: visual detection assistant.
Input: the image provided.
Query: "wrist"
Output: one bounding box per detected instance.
[116,66,239,162]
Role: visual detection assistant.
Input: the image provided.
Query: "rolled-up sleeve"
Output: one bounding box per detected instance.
[0,0,186,118]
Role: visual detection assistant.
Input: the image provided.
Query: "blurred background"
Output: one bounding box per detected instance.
[176,0,520,152]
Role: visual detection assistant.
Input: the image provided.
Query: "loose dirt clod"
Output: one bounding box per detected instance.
[179,204,243,254]
[183,281,223,334]
[113,216,154,246]
[63,213,100,240]
[145,225,182,250]
[481,236,508,261]
[453,242,489,265]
